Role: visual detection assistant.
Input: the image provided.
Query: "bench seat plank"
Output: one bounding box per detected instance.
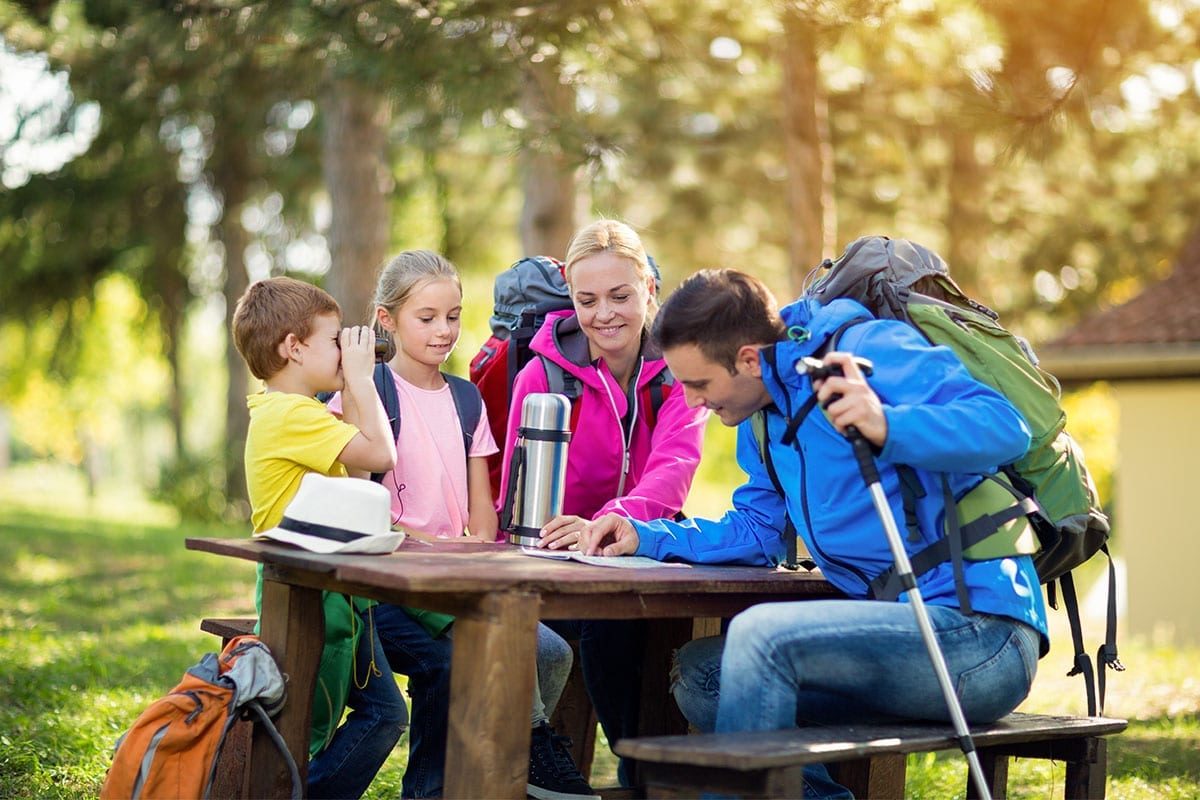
[200,617,257,642]
[616,713,1127,770]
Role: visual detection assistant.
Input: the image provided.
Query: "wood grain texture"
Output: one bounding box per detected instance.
[187,537,837,600]
[249,580,324,799]
[615,713,1128,769]
[444,591,540,799]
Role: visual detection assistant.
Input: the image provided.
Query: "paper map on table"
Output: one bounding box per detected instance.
[520,546,691,569]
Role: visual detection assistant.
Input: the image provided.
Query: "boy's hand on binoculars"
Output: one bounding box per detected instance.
[580,514,639,557]
[339,326,376,380]
[539,515,588,550]
[813,351,888,447]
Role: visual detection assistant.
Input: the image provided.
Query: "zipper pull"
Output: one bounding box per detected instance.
[623,450,631,476]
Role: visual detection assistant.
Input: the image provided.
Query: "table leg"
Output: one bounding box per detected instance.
[250,579,324,799]
[444,591,540,799]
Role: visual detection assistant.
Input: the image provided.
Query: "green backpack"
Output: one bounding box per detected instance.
[805,235,1120,715]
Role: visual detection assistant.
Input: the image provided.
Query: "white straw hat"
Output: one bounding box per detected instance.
[254,474,404,554]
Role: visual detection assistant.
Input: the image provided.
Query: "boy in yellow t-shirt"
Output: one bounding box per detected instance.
[232,276,405,799]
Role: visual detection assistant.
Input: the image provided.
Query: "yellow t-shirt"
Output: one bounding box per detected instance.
[244,391,359,533]
[244,390,364,758]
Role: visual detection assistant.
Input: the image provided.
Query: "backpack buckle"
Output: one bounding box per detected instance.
[786,325,810,343]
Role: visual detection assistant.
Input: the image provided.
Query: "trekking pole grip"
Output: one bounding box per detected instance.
[847,427,881,485]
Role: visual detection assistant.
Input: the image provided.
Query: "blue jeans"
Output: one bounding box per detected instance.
[549,619,647,787]
[375,605,574,798]
[375,604,452,799]
[307,610,409,799]
[673,600,1040,799]
[533,624,574,725]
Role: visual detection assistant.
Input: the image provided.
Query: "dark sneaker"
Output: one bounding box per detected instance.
[526,721,600,800]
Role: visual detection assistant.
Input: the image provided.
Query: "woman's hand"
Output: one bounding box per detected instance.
[538,515,589,550]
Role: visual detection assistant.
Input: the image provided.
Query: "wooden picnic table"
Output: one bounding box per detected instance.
[186,536,838,799]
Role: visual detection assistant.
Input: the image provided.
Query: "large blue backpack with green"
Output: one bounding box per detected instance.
[804,235,1119,715]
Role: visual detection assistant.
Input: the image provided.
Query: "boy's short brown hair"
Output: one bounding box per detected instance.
[232,277,342,380]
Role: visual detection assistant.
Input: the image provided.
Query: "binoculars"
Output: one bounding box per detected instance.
[375,332,395,363]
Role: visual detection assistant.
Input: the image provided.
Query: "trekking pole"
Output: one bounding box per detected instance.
[798,356,993,800]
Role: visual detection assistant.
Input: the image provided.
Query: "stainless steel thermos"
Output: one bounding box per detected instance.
[503,393,572,546]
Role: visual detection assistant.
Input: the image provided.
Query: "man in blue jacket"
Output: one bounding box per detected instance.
[580,268,1048,799]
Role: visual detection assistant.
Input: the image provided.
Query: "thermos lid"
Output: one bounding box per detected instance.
[519,392,572,432]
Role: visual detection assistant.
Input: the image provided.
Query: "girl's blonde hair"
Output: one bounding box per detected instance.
[372,250,462,316]
[564,220,659,327]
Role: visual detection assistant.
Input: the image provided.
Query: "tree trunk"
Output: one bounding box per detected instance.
[153,245,188,461]
[780,11,835,293]
[321,78,392,326]
[519,59,576,260]
[947,128,984,295]
[213,129,252,509]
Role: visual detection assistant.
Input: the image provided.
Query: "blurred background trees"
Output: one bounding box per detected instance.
[2,0,1198,520]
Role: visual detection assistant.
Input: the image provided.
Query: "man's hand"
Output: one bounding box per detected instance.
[580,513,640,557]
[340,325,376,382]
[812,351,888,448]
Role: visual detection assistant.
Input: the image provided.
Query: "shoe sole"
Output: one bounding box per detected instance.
[526,783,601,800]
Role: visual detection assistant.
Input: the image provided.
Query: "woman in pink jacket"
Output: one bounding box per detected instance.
[499,219,709,786]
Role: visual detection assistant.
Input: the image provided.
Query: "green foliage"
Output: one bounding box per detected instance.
[150,452,232,523]
[5,0,1200,505]
[0,274,169,466]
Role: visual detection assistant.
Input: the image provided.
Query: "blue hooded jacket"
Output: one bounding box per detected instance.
[634,296,1049,641]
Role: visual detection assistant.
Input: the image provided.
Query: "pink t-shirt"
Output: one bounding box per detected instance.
[329,369,498,537]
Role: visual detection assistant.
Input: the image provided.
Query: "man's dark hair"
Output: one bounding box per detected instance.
[652,269,787,373]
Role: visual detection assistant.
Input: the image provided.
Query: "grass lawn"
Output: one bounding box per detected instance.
[1,462,1196,799]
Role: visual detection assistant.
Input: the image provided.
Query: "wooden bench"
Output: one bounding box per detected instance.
[201,616,257,646]
[615,712,1128,799]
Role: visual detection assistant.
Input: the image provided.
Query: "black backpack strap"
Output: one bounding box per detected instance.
[1052,543,1123,718]
[371,362,401,484]
[444,373,483,458]
[867,484,1037,601]
[1059,570,1098,717]
[508,311,541,389]
[540,355,581,401]
[896,465,926,544]
[1094,544,1124,716]
[751,409,813,571]
[940,474,972,615]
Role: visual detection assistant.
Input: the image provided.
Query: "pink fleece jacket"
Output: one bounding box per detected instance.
[497,310,709,522]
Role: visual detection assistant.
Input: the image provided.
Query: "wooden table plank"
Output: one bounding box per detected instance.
[188,537,835,599]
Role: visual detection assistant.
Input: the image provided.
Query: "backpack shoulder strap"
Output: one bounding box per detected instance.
[371,362,401,484]
[750,409,813,571]
[641,366,674,429]
[539,355,583,432]
[444,373,484,459]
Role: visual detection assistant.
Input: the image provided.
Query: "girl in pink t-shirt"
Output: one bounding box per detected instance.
[332,250,593,800]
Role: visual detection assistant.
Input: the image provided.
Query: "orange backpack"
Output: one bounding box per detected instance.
[100,634,300,800]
